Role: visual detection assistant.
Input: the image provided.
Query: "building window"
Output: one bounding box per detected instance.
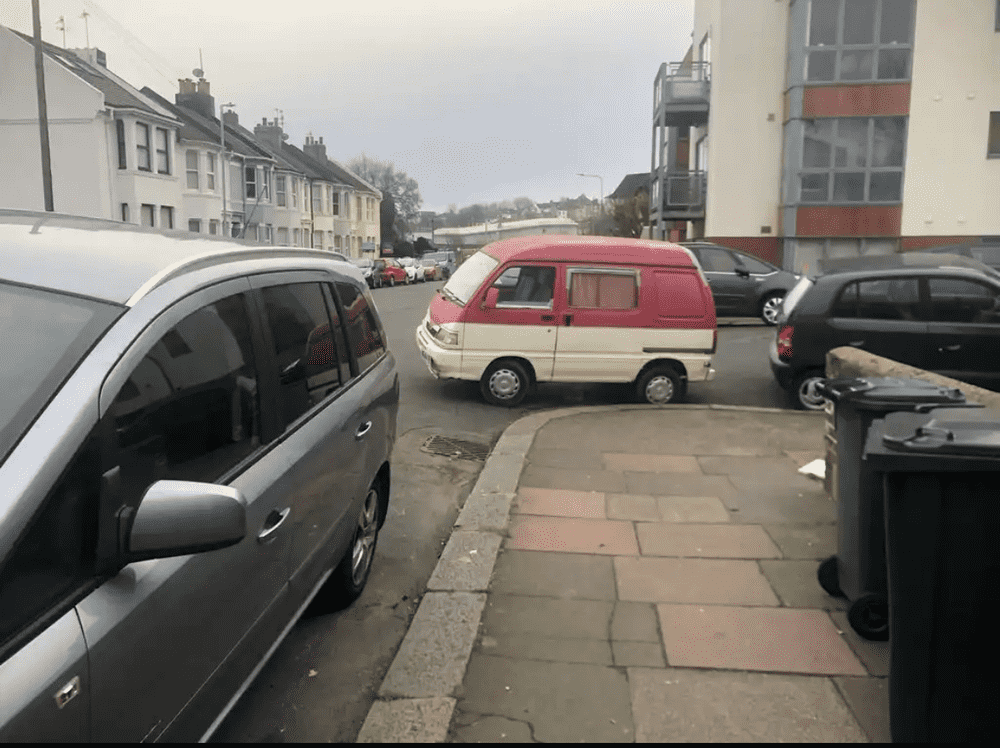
[277,227,289,244]
[160,206,174,229]
[246,166,257,199]
[805,0,914,83]
[334,234,342,250]
[312,184,322,214]
[304,229,312,247]
[140,204,155,226]
[155,128,170,174]
[186,150,199,189]
[291,178,299,208]
[315,231,324,249]
[209,219,219,235]
[332,191,340,215]
[136,123,151,171]
[261,168,270,201]
[356,196,362,219]
[230,221,241,238]
[121,203,129,222]
[276,176,287,206]
[189,219,201,233]
[115,119,127,169]
[800,116,906,203]
[206,153,216,190]
[989,112,1000,158]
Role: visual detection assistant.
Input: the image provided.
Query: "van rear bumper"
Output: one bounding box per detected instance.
[681,356,716,383]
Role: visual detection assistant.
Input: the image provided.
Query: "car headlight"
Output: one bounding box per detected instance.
[428,322,459,347]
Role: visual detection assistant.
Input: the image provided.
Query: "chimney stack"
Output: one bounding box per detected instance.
[176,76,217,119]
[303,132,327,162]
[254,117,286,150]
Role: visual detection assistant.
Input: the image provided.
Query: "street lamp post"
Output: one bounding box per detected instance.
[576,172,604,215]
[220,103,235,237]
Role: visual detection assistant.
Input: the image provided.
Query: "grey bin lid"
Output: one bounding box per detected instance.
[819,377,966,407]
[881,409,1000,457]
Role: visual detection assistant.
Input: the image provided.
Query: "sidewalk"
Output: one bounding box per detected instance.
[358,405,889,743]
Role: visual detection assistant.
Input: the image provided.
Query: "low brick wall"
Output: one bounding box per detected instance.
[825,347,1000,409]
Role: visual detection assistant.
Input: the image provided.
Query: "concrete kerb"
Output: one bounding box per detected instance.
[356,403,821,743]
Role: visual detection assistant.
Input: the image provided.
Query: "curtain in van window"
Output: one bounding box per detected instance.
[569,272,637,310]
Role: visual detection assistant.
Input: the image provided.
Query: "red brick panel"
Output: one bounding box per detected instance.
[704,237,780,265]
[795,206,902,236]
[803,83,911,117]
[900,236,977,250]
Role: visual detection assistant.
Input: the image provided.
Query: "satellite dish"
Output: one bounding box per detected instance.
[193,68,204,78]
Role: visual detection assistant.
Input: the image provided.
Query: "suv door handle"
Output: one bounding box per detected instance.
[258,507,290,544]
[355,421,373,439]
[939,344,961,352]
[849,340,865,347]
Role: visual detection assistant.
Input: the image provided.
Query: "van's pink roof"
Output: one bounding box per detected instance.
[480,234,696,266]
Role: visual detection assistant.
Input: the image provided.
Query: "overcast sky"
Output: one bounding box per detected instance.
[3,0,694,212]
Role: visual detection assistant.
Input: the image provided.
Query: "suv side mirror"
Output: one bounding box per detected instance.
[735,266,751,278]
[482,287,499,309]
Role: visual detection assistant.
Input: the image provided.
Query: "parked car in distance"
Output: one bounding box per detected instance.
[352,257,376,287]
[399,257,423,283]
[420,256,444,281]
[0,211,399,742]
[680,242,800,325]
[915,240,1000,271]
[376,259,408,287]
[328,251,350,262]
[421,251,457,279]
[770,252,1000,410]
[416,235,717,407]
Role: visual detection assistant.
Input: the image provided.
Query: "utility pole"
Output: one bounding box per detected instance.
[55,16,66,47]
[33,0,54,211]
[219,103,235,237]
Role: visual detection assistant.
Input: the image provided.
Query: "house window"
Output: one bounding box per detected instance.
[189,219,201,233]
[989,112,1000,158]
[325,185,331,214]
[246,166,257,199]
[356,196,362,219]
[304,229,312,247]
[800,116,907,203]
[277,227,289,244]
[315,231,324,249]
[206,152,216,190]
[276,176,286,206]
[334,235,342,250]
[160,206,174,229]
[312,184,322,214]
[186,150,199,189]
[115,119,126,169]
[261,169,270,201]
[230,164,241,202]
[805,0,914,82]
[230,221,241,238]
[140,204,155,226]
[209,219,219,235]
[155,128,170,174]
[121,203,129,222]
[332,191,340,215]
[291,178,298,208]
[136,123,151,171]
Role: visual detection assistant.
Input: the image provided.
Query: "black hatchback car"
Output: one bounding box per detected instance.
[770,252,1000,409]
[681,242,801,325]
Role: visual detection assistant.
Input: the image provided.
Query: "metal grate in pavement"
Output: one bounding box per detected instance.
[420,435,490,461]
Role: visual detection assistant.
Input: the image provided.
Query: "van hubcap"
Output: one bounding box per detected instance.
[645,376,674,404]
[489,369,521,400]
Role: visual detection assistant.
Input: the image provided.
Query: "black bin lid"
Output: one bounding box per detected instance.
[881,407,1000,457]
[818,377,966,408]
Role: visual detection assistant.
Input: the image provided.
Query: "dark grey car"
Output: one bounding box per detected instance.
[0,212,398,741]
[681,242,801,325]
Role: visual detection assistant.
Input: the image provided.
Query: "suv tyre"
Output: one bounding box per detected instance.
[792,369,828,411]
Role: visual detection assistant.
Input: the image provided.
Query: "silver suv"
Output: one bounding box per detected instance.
[0,212,398,741]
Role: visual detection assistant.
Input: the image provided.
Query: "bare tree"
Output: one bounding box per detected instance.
[611,189,650,238]
[349,155,423,225]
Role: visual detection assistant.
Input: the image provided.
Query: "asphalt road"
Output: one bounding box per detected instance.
[211,279,791,743]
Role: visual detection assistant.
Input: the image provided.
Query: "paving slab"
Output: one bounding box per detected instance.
[512,486,606,518]
[612,640,666,668]
[629,667,868,742]
[426,530,502,592]
[480,594,613,640]
[356,697,455,743]
[611,601,661,643]
[636,523,782,559]
[489,549,616,600]
[615,556,780,606]
[722,477,835,524]
[606,493,661,522]
[759,559,848,610]
[476,633,613,665]
[698,455,816,480]
[507,515,639,555]
[829,610,890,677]
[834,676,891,743]
[656,604,867,676]
[457,655,635,743]
[527,447,605,470]
[450,714,535,743]
[624,471,738,500]
[453,489,516,532]
[763,523,838,559]
[518,463,628,493]
[656,495,732,523]
[602,453,701,473]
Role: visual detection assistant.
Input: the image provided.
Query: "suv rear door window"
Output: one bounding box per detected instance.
[836,278,920,320]
[335,282,387,372]
[698,248,738,272]
[261,283,348,425]
[926,278,999,323]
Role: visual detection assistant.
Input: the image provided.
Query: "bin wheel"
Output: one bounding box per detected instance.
[817,555,842,597]
[848,593,889,641]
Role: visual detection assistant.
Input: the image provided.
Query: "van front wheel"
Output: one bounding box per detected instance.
[481,360,531,407]
[637,366,683,405]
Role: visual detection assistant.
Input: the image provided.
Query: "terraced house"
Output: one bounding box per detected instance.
[651,0,1000,271]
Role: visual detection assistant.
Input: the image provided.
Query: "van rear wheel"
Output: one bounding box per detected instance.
[637,366,683,405]
[481,359,531,407]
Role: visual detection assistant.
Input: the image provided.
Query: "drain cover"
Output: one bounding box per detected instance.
[421,435,490,461]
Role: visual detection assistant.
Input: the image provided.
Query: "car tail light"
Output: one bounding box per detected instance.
[777,325,793,359]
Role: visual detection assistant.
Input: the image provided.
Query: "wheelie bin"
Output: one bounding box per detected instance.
[814,377,972,640]
[865,407,1000,742]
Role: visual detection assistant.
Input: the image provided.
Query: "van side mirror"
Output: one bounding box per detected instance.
[482,287,499,309]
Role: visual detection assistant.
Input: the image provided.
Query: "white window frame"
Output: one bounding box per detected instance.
[186,150,199,190]
[206,152,216,190]
[155,128,170,174]
[276,175,286,206]
[136,123,151,171]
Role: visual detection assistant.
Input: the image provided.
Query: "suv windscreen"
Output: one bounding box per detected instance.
[1,282,121,464]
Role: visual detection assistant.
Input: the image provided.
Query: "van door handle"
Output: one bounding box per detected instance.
[258,508,290,544]
[939,344,961,352]
[541,314,555,322]
[355,421,373,439]
[564,314,573,326]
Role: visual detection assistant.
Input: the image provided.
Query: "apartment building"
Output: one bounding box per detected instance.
[651,0,1000,271]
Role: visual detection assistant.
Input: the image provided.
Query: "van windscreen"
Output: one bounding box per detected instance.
[441,251,500,306]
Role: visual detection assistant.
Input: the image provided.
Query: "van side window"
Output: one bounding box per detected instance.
[495,266,556,307]
[260,283,345,426]
[568,269,638,310]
